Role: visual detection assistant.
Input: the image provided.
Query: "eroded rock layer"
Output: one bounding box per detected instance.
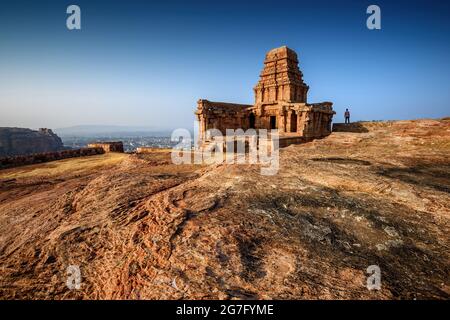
[0,119,449,299]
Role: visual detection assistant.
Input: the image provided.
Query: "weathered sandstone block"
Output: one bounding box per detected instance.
[87,141,124,153]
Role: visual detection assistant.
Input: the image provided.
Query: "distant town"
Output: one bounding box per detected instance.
[61,135,176,152]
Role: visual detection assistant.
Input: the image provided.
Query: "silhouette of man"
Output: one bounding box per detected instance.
[345,108,350,124]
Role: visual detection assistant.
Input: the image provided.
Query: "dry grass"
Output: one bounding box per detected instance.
[0,152,128,180]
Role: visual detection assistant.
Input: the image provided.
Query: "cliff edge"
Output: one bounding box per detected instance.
[0,127,65,157]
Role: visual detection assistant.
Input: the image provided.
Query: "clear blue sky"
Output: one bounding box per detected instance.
[0,0,449,130]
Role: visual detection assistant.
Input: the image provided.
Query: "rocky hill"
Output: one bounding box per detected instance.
[0,119,449,299]
[0,127,65,157]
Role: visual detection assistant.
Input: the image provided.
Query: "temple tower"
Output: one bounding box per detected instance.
[254,46,309,104]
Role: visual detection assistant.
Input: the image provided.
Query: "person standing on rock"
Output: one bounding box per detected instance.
[345,108,350,124]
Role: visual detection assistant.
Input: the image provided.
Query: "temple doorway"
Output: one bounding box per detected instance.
[249,112,255,129]
[270,116,277,129]
[290,112,297,132]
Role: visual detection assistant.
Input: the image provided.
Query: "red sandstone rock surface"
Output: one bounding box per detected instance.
[0,119,449,299]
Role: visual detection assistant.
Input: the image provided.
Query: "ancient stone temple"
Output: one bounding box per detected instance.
[195,46,335,148]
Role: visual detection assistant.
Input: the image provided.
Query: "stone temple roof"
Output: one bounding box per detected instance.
[267,45,294,54]
[265,46,298,63]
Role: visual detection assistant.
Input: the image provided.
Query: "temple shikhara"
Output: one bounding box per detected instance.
[195,46,335,148]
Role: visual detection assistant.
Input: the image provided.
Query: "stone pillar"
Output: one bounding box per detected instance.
[304,112,312,137]
[286,110,292,133]
[322,114,328,135]
[315,113,320,136]
[314,112,320,137]
[319,114,324,135]
[320,113,324,135]
[277,114,282,132]
[297,111,305,135]
[316,113,321,136]
[242,114,247,130]
[202,115,207,140]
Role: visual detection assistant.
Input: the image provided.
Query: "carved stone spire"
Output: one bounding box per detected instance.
[254,46,309,104]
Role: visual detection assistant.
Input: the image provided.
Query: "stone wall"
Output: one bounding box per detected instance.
[87,142,124,152]
[0,147,105,170]
[195,100,254,137]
